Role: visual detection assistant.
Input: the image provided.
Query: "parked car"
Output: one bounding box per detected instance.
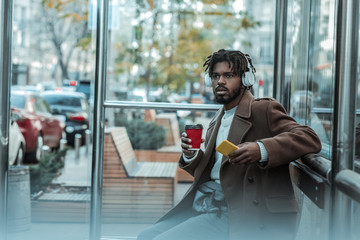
[62,79,91,101]
[11,90,65,162]
[41,91,90,146]
[8,111,26,165]
[76,80,91,101]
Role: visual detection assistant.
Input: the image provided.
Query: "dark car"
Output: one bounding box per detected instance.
[76,80,91,101]
[11,90,65,162]
[62,79,91,101]
[41,91,90,146]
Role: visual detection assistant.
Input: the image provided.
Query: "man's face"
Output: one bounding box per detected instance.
[211,61,243,108]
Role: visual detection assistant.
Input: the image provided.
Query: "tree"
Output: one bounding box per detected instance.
[109,0,261,100]
[41,0,90,81]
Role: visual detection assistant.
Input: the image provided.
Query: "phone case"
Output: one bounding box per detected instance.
[215,140,239,156]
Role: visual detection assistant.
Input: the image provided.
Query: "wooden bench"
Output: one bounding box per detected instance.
[135,150,194,182]
[102,127,178,223]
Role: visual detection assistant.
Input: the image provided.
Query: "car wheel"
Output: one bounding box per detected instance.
[27,134,44,162]
[15,143,25,165]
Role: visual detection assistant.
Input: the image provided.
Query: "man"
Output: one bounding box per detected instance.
[137,49,321,240]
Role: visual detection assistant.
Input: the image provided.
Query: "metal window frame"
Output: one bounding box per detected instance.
[0,1,13,239]
[273,0,287,101]
[89,0,109,239]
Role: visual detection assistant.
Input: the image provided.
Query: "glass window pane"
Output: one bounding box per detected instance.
[8,0,94,239]
[105,0,275,103]
[286,0,335,159]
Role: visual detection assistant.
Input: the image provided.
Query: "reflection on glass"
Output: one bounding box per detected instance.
[290,90,330,157]
[286,0,335,159]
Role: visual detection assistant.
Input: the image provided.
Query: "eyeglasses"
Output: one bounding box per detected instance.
[210,72,239,81]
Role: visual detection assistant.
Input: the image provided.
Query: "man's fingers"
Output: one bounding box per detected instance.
[228,145,250,164]
[184,149,195,156]
[181,142,192,149]
[230,156,251,165]
[181,132,192,143]
[181,132,192,151]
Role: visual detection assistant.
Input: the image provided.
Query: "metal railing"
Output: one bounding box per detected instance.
[301,153,332,182]
[104,101,221,111]
[335,170,360,203]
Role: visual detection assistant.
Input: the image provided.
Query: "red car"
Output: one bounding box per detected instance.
[11,90,65,162]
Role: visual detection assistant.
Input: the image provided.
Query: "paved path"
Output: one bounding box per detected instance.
[52,146,92,187]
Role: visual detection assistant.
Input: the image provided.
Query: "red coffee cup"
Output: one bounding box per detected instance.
[185,124,203,150]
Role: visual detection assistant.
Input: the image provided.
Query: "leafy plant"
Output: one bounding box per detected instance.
[115,117,166,150]
[29,148,68,194]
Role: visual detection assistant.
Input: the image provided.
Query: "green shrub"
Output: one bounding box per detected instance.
[29,148,68,194]
[115,117,166,150]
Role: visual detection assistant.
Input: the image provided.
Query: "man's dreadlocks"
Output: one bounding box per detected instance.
[203,49,256,79]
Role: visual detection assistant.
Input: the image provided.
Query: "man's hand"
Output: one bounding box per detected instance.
[227,142,261,165]
[181,132,204,158]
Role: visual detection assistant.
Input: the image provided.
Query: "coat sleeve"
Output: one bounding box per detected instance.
[179,150,204,176]
[260,101,322,168]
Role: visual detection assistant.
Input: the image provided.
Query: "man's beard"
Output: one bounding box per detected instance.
[214,85,242,104]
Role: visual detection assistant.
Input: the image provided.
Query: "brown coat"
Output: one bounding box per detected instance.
[158,91,321,240]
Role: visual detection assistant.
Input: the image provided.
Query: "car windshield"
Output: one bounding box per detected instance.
[42,95,82,107]
[11,94,26,108]
[76,81,90,99]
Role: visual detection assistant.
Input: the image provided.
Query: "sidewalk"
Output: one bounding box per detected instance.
[52,145,92,187]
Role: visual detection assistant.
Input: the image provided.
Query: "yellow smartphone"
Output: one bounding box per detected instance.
[216,140,239,156]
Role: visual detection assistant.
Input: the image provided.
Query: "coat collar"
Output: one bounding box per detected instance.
[234,90,254,119]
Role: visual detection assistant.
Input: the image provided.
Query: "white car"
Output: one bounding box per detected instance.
[9,113,26,165]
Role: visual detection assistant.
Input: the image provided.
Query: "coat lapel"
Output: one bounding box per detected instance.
[227,117,252,146]
[206,109,223,154]
[197,109,224,173]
